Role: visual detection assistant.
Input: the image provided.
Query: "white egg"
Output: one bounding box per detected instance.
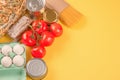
[13,44,24,55]
[2,45,12,56]
[1,56,12,68]
[13,55,25,67]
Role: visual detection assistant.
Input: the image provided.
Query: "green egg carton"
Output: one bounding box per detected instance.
[0,42,26,80]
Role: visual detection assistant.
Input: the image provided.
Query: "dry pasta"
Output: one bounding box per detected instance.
[0,0,26,37]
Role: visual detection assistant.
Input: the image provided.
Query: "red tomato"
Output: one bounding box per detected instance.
[32,46,46,58]
[50,23,63,37]
[21,30,36,47]
[40,31,55,47]
[34,11,41,17]
[32,20,48,34]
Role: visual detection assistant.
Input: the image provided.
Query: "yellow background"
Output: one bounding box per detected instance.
[0,0,120,80]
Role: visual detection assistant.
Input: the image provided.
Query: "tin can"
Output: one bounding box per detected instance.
[8,16,32,41]
[26,58,48,80]
[43,8,58,23]
[26,0,46,12]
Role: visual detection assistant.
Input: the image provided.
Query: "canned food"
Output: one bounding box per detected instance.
[26,0,46,12]
[8,16,32,41]
[26,58,48,80]
[43,8,58,23]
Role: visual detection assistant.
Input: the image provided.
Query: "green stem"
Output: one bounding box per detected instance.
[28,25,42,47]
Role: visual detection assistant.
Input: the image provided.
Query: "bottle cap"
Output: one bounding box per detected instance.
[26,0,46,12]
[26,58,47,80]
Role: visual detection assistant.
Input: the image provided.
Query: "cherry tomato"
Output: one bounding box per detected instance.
[32,20,48,34]
[50,23,63,37]
[34,11,41,17]
[32,46,46,58]
[21,30,36,47]
[40,31,55,47]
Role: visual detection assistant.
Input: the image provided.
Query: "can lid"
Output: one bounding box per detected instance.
[26,58,47,79]
[43,8,58,23]
[26,0,46,12]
